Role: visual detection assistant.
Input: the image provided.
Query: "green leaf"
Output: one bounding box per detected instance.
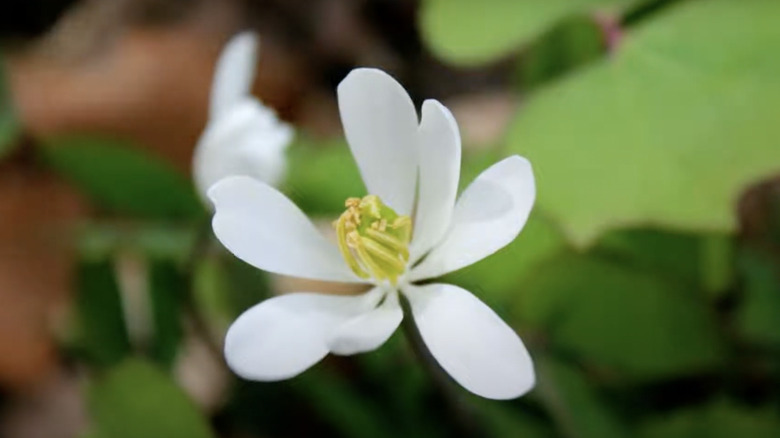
[735,248,780,348]
[148,260,185,368]
[517,254,725,381]
[0,59,20,159]
[74,259,131,367]
[88,359,215,438]
[698,233,735,297]
[534,356,627,438]
[285,136,364,216]
[79,222,198,263]
[507,0,780,245]
[41,135,203,219]
[639,400,780,438]
[594,228,735,295]
[420,0,634,65]
[594,228,702,285]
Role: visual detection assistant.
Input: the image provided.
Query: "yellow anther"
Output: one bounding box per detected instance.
[334,195,412,285]
[336,215,370,279]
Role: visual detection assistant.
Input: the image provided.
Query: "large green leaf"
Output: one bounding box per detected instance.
[88,359,215,438]
[639,400,780,438]
[507,0,780,245]
[516,254,725,381]
[42,136,203,219]
[420,0,634,65]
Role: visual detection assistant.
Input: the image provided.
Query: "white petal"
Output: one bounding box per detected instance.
[337,68,419,216]
[210,31,259,118]
[403,283,535,400]
[410,156,535,281]
[328,290,403,355]
[409,100,461,262]
[225,289,383,380]
[194,99,293,202]
[209,175,360,282]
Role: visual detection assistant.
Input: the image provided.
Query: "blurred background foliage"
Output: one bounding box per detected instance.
[0,0,779,437]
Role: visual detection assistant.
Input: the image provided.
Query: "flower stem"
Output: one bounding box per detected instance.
[399,296,486,438]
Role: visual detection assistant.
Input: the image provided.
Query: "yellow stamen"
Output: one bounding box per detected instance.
[334,195,412,284]
[364,228,409,260]
[336,214,370,279]
[360,236,407,275]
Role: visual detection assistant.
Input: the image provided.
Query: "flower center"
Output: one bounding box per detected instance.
[334,195,412,285]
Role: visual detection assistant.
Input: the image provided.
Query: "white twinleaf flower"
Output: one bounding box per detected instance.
[209,68,536,400]
[193,31,293,203]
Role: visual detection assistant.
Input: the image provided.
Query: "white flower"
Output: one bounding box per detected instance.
[209,68,536,400]
[193,31,293,203]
